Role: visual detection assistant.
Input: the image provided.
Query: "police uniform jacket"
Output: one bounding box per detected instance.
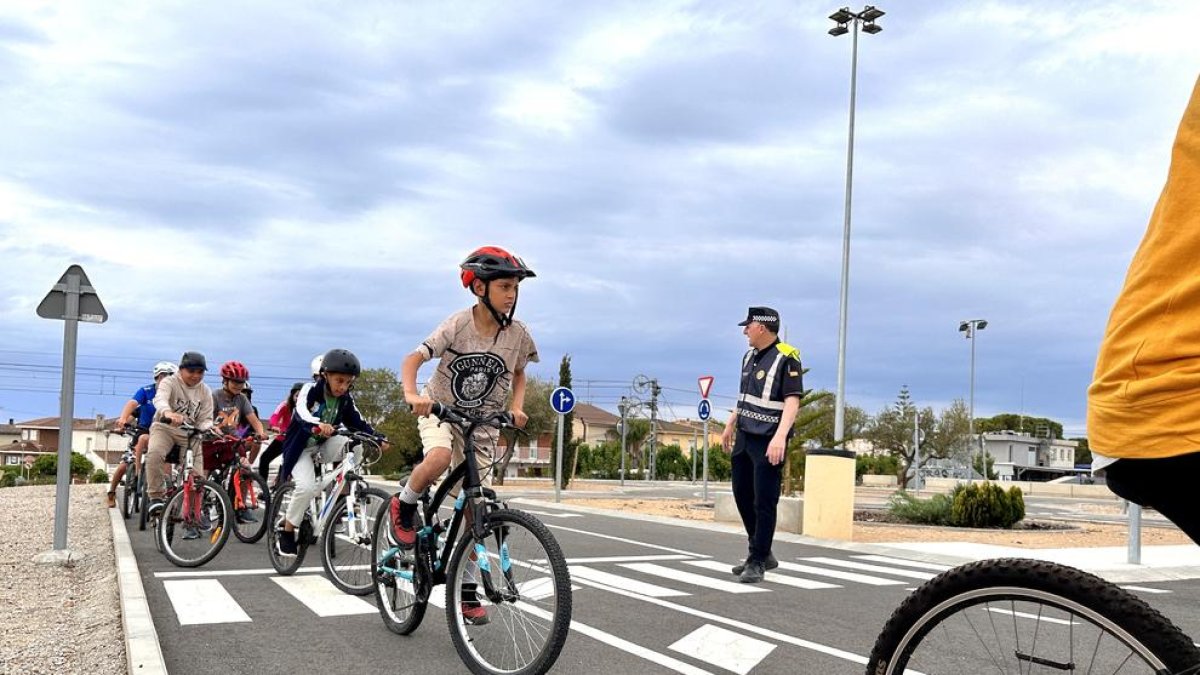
[735,339,804,437]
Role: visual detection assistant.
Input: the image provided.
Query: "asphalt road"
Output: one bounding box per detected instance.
[121,490,1200,675]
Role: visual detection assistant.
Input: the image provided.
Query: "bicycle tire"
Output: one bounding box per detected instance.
[121,472,135,520]
[138,475,149,532]
[230,469,270,544]
[445,508,572,675]
[866,557,1200,675]
[373,492,428,635]
[267,482,310,575]
[156,478,233,568]
[322,485,388,595]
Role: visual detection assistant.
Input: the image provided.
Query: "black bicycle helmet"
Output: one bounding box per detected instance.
[320,348,361,376]
[179,351,207,371]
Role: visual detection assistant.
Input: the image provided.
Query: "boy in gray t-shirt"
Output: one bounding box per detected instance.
[391,247,538,573]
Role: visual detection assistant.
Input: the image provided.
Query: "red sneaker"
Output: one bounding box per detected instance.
[389,496,416,548]
[461,602,490,625]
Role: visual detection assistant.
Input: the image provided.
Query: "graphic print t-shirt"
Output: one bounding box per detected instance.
[212,388,254,435]
[418,308,539,424]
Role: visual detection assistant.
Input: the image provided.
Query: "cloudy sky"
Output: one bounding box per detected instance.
[1,1,1197,436]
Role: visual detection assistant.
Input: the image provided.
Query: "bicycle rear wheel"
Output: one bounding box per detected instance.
[867,558,1200,675]
[446,508,572,675]
[267,482,311,574]
[322,485,388,595]
[157,478,232,568]
[138,474,149,532]
[230,469,270,544]
[372,495,429,635]
[121,472,136,520]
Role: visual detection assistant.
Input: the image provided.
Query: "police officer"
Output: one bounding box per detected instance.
[720,306,804,583]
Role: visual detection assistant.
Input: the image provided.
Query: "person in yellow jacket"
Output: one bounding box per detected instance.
[1088,76,1200,545]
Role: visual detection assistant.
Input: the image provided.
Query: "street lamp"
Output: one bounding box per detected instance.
[959,319,988,478]
[829,6,885,445]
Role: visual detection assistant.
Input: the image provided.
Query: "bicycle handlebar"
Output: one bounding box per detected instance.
[430,403,521,434]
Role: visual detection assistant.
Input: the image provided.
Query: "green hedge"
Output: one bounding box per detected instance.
[888,482,1025,528]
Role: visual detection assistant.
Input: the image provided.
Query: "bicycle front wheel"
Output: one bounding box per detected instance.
[157,479,232,568]
[446,508,572,675]
[867,558,1200,675]
[322,486,388,595]
[122,473,136,520]
[372,494,429,635]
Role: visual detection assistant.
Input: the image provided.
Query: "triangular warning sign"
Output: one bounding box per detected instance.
[697,376,714,399]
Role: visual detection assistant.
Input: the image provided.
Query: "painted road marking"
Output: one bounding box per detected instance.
[774,561,905,586]
[1120,585,1172,594]
[620,563,768,594]
[985,607,1076,626]
[564,554,696,564]
[669,624,775,675]
[682,560,840,590]
[270,575,376,617]
[571,565,690,597]
[517,509,584,519]
[801,556,937,580]
[163,579,251,625]
[155,566,325,578]
[851,555,952,572]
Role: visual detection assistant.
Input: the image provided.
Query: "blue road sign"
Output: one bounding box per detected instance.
[550,387,576,415]
[698,399,711,421]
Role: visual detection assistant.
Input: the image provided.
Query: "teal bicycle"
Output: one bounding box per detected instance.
[372,403,572,675]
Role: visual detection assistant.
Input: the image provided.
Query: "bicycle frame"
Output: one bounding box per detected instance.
[294,441,370,543]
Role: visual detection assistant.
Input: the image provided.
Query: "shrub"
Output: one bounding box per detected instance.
[90,469,110,484]
[950,482,1024,528]
[32,452,95,478]
[887,491,953,525]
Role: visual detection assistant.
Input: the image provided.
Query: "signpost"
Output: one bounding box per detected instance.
[697,376,714,502]
[550,386,575,503]
[35,265,107,565]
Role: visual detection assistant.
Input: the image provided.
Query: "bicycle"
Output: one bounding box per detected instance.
[110,425,147,521]
[150,423,234,568]
[266,427,390,595]
[372,403,572,675]
[866,557,1200,674]
[204,434,271,544]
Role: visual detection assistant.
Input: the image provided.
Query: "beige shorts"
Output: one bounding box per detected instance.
[418,414,494,488]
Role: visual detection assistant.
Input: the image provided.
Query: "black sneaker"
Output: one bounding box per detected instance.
[732,552,778,576]
[739,560,766,584]
[277,529,297,555]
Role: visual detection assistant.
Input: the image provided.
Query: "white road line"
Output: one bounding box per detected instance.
[620,563,768,594]
[546,523,710,557]
[270,575,376,617]
[564,573,881,669]
[1120,585,1172,594]
[985,607,1076,626]
[564,554,696,564]
[669,624,775,675]
[516,601,715,675]
[851,555,952,572]
[155,566,325,578]
[517,509,583,519]
[801,557,937,580]
[774,562,905,586]
[571,565,690,597]
[162,579,251,625]
[682,561,840,590]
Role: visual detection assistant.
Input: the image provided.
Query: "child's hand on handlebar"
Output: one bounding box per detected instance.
[510,408,528,428]
[164,412,184,426]
[315,423,335,437]
[406,392,435,417]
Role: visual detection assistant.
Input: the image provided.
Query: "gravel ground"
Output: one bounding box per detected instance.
[0,484,125,675]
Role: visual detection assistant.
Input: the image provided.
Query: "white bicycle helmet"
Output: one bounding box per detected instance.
[152,361,177,378]
[310,353,324,378]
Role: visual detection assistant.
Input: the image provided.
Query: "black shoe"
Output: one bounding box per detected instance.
[739,560,766,584]
[277,529,297,555]
[732,552,778,575]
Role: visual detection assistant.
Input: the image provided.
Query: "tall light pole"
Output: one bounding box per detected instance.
[828,6,884,445]
[959,319,988,478]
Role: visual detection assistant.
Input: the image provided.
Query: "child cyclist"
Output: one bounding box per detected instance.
[106,361,177,508]
[204,361,269,528]
[146,352,215,515]
[275,349,386,555]
[390,246,539,624]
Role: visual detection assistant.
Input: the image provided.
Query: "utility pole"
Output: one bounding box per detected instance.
[913,407,921,496]
[618,397,629,487]
[648,379,660,481]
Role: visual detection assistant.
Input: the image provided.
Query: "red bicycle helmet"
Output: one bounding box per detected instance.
[220,360,250,382]
[459,246,536,289]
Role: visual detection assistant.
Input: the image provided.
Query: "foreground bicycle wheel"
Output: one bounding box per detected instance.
[446,508,572,675]
[372,497,429,634]
[157,478,232,568]
[230,469,270,544]
[867,558,1200,675]
[267,483,312,575]
[322,486,388,595]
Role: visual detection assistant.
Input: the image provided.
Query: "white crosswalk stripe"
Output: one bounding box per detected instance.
[682,560,840,590]
[619,563,768,594]
[270,575,376,617]
[773,561,906,586]
[851,555,951,572]
[163,579,252,625]
[801,556,937,580]
[571,565,691,597]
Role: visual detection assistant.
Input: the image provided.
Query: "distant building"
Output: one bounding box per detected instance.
[982,430,1079,481]
[14,415,123,475]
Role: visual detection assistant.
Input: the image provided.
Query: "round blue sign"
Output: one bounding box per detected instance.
[698,399,711,421]
[550,387,576,415]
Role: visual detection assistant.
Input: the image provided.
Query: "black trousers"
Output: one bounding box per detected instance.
[258,437,284,485]
[1105,453,1200,546]
[731,430,784,563]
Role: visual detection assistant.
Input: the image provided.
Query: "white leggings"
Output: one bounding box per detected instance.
[285,436,349,527]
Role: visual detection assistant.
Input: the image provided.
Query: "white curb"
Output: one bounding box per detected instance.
[109,508,168,674]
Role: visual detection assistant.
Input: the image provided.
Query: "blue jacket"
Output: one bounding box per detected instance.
[278,378,376,482]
